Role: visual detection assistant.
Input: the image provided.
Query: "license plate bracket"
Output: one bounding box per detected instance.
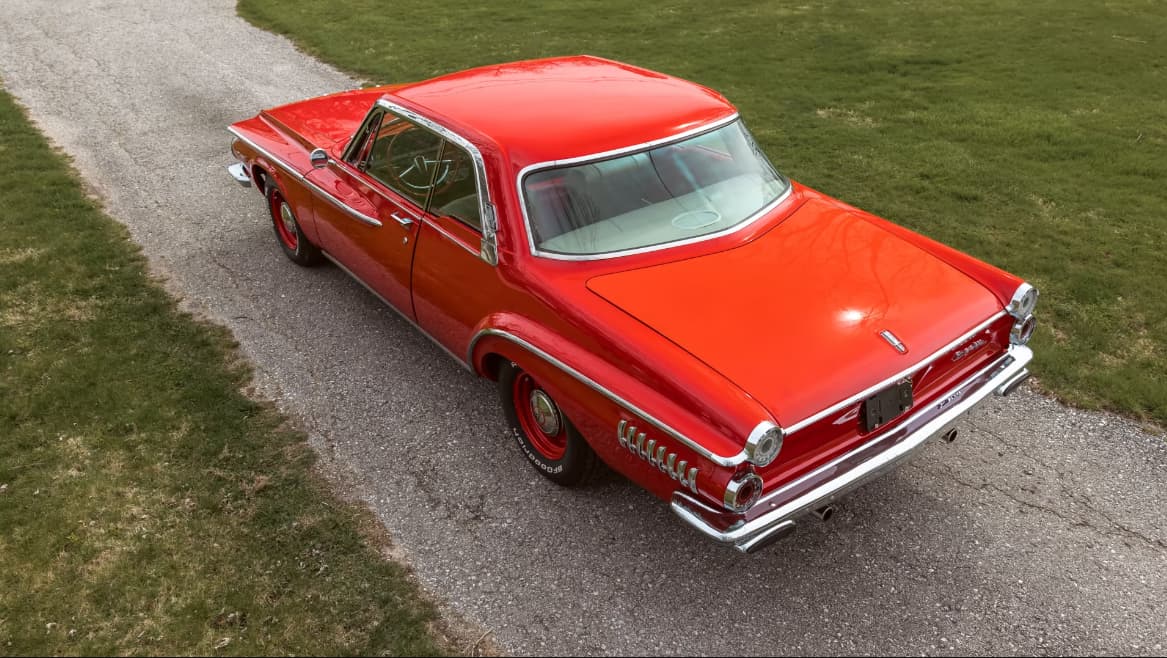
[861,380,913,432]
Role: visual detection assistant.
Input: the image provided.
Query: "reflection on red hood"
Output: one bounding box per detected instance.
[586,197,1000,426]
[260,87,388,151]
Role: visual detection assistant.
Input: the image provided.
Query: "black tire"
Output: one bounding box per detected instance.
[499,363,599,486]
[265,177,322,266]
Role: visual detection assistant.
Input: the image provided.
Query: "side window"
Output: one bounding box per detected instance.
[346,110,383,166]
[361,114,445,208]
[426,141,481,230]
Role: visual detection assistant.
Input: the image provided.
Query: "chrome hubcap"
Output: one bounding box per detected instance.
[279,202,297,236]
[529,389,561,436]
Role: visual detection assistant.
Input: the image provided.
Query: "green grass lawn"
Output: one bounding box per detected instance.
[238,0,1167,427]
[0,91,446,655]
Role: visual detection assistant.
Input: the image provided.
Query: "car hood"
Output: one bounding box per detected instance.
[260,87,389,151]
[585,197,1002,426]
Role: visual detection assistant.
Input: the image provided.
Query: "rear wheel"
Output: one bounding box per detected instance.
[265,180,322,266]
[499,363,599,486]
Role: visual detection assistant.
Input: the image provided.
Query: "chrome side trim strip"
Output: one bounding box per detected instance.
[322,252,472,371]
[325,156,481,258]
[672,344,1033,552]
[227,128,383,228]
[514,113,804,262]
[785,310,1009,434]
[322,156,484,258]
[469,328,744,467]
[329,155,423,210]
[311,184,383,228]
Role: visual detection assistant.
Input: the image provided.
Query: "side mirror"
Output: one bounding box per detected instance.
[310,148,328,169]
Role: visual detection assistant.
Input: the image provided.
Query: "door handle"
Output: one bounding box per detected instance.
[390,212,415,229]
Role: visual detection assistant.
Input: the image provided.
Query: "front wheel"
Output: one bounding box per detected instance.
[266,180,322,266]
[499,363,599,486]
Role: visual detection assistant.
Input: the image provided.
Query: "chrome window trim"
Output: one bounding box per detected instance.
[333,151,487,258]
[467,328,746,467]
[322,252,472,371]
[325,155,480,260]
[374,99,498,265]
[352,112,444,209]
[430,139,487,235]
[228,127,383,228]
[514,113,795,262]
[784,310,1009,434]
[342,105,386,164]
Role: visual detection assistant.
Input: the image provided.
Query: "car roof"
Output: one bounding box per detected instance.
[388,56,739,170]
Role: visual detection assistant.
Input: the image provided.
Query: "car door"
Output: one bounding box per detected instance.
[411,138,504,355]
[306,108,445,317]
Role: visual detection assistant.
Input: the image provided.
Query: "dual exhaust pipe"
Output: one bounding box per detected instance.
[807,426,958,524]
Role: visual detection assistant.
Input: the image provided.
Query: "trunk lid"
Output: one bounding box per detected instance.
[586,197,1001,426]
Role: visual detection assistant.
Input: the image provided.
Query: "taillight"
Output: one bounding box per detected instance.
[724,472,764,512]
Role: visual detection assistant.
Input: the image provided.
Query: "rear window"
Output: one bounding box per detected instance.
[523,120,788,256]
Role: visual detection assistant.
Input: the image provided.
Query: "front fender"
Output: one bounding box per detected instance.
[228,118,324,246]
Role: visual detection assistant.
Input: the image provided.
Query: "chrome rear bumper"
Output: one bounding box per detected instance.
[227,162,251,187]
[671,344,1033,553]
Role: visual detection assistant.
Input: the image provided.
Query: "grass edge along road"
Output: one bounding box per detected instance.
[237,0,1167,430]
[0,89,452,655]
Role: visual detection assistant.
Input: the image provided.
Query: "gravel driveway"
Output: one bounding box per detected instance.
[1,1,1164,654]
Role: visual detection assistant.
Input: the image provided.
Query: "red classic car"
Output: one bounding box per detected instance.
[226,56,1037,552]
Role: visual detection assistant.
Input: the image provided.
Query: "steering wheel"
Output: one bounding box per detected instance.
[383,126,452,193]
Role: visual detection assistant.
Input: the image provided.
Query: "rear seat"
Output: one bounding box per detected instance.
[566,153,673,220]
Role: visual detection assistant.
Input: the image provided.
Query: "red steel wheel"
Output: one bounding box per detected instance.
[499,363,599,486]
[512,371,568,461]
[263,177,322,267]
[269,187,300,252]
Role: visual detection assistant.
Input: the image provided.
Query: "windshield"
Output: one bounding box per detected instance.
[522,120,788,257]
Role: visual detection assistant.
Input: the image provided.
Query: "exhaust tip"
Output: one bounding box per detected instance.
[942,428,959,444]
[813,505,836,522]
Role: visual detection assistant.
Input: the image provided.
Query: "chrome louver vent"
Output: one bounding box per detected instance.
[618,420,699,493]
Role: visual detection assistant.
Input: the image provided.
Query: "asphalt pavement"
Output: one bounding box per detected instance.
[1,1,1164,654]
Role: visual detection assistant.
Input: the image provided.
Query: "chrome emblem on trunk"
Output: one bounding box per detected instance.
[953,338,988,362]
[618,420,699,494]
[880,330,908,354]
